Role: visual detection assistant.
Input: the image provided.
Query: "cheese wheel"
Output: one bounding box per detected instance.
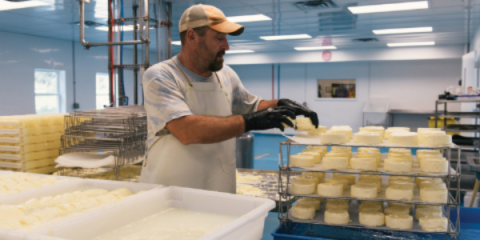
[331,146,352,152]
[333,173,356,185]
[301,172,325,183]
[359,127,385,142]
[389,176,413,183]
[420,158,448,173]
[355,180,381,194]
[419,216,448,232]
[359,211,385,227]
[358,175,382,192]
[322,157,348,170]
[325,178,349,190]
[324,209,350,224]
[317,183,344,197]
[296,118,316,131]
[384,206,410,216]
[386,185,414,201]
[298,197,322,210]
[350,157,377,171]
[388,181,415,190]
[291,154,315,168]
[388,152,413,160]
[415,207,442,221]
[351,183,377,199]
[417,205,443,211]
[358,147,380,153]
[291,179,316,195]
[386,214,413,230]
[320,133,347,144]
[299,152,322,164]
[390,132,418,146]
[423,134,451,147]
[388,203,412,213]
[291,202,316,220]
[355,153,382,167]
[330,129,352,141]
[297,175,320,186]
[384,158,412,173]
[418,131,445,145]
[354,132,382,145]
[419,181,446,189]
[384,128,410,140]
[420,187,448,203]
[307,146,328,152]
[326,200,349,211]
[325,152,349,159]
[308,126,328,136]
[358,203,383,213]
[415,176,443,186]
[389,148,412,154]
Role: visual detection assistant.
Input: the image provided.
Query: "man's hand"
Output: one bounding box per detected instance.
[242,107,296,132]
[277,99,319,128]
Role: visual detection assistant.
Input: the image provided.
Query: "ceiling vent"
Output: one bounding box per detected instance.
[352,38,379,42]
[294,0,338,11]
[318,11,357,31]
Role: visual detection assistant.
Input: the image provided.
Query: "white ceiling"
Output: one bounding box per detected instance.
[0,0,480,54]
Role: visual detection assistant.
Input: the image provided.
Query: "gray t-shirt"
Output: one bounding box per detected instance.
[143,56,262,148]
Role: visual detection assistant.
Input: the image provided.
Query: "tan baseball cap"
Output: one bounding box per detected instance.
[179,4,244,36]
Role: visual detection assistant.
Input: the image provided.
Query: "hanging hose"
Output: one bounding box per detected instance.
[120,0,128,105]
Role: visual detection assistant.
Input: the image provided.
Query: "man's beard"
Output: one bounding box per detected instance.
[208,50,225,72]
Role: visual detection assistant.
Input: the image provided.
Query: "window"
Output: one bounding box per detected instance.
[34,69,66,114]
[96,73,110,109]
[317,79,356,99]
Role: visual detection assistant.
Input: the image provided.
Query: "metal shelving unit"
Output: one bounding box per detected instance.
[277,140,461,239]
[435,99,480,150]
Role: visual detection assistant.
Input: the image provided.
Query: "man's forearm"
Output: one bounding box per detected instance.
[257,100,279,110]
[166,115,245,145]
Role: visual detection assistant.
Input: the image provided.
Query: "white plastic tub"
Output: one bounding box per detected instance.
[43,186,276,240]
[0,229,65,240]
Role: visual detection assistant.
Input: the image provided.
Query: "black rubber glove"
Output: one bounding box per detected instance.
[242,107,296,132]
[277,99,319,128]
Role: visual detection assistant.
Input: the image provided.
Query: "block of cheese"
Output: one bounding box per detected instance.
[326,199,349,211]
[330,146,353,159]
[358,147,380,153]
[386,214,413,230]
[290,154,315,168]
[389,176,413,183]
[384,206,410,216]
[291,202,316,220]
[417,204,443,211]
[420,187,448,203]
[390,132,418,146]
[419,181,446,190]
[359,126,385,142]
[388,203,412,213]
[317,183,344,197]
[359,211,385,227]
[386,185,414,201]
[389,148,412,154]
[333,173,356,185]
[299,152,322,164]
[358,175,382,192]
[384,158,412,173]
[297,175,320,186]
[415,176,443,186]
[298,197,322,210]
[384,127,410,140]
[324,209,350,224]
[301,172,325,183]
[418,130,445,144]
[415,207,442,221]
[355,180,380,194]
[355,152,382,167]
[351,183,377,199]
[296,118,316,131]
[325,178,349,190]
[322,157,348,170]
[423,134,451,147]
[359,201,383,212]
[320,133,346,144]
[291,179,316,195]
[389,181,415,192]
[331,126,353,140]
[354,132,382,145]
[420,158,448,173]
[308,126,328,136]
[419,216,448,232]
[350,157,377,171]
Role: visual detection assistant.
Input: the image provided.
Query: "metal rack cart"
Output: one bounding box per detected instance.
[278,141,461,239]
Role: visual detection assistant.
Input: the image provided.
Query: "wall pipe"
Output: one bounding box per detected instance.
[133,5,139,105]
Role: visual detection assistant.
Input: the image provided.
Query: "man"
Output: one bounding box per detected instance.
[140,4,319,193]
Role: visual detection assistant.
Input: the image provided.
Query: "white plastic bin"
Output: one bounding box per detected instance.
[42,186,276,240]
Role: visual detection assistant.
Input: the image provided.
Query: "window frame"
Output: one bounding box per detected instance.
[34,68,65,114]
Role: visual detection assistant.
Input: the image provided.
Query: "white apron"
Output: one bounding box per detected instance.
[140,59,236,193]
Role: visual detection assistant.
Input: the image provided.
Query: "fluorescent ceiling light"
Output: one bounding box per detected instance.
[295,46,337,51]
[373,27,432,35]
[348,1,428,14]
[387,41,435,47]
[226,14,271,23]
[0,0,50,11]
[96,25,153,31]
[172,41,181,45]
[260,34,312,41]
[226,50,255,54]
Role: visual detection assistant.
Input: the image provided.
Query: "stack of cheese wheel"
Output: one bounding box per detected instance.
[384,203,414,230]
[359,207,385,227]
[291,178,316,195]
[384,149,414,173]
[290,154,316,168]
[333,173,355,186]
[351,181,378,199]
[317,182,344,197]
[320,132,347,144]
[386,179,414,201]
[359,201,383,213]
[301,171,325,184]
[302,146,327,164]
[330,126,353,141]
[324,199,350,224]
[390,132,419,146]
[291,202,316,220]
[307,126,328,136]
[331,146,353,158]
[297,175,320,188]
[419,179,448,203]
[356,148,381,168]
[354,132,382,145]
[298,197,323,210]
[418,128,452,147]
[325,178,349,190]
[295,118,316,131]
[419,216,448,232]
[359,126,385,142]
[358,175,382,193]
[350,157,377,170]
[384,127,410,141]
[323,148,350,170]
[388,202,413,213]
[416,150,448,173]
